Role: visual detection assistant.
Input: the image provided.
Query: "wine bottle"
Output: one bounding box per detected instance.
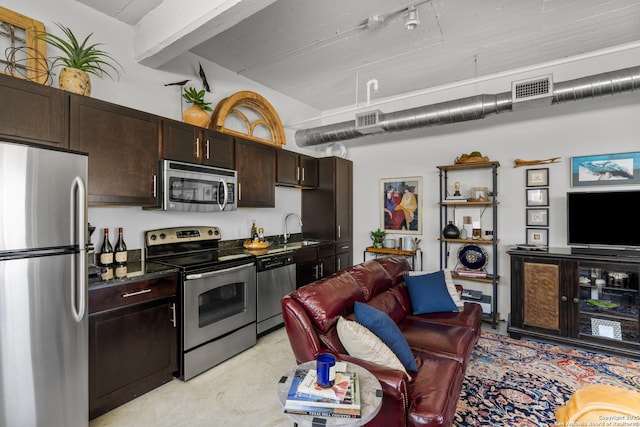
[99,228,114,280]
[114,227,127,279]
[251,220,258,242]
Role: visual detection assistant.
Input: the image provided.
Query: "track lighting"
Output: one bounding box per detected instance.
[404,6,419,30]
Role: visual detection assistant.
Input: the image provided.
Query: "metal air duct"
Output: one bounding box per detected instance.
[295,66,640,147]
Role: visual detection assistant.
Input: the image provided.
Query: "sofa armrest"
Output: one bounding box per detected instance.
[336,353,408,401]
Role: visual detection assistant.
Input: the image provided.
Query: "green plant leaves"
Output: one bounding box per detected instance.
[36,22,122,80]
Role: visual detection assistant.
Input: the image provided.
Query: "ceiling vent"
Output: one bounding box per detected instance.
[355,110,384,134]
[511,74,553,110]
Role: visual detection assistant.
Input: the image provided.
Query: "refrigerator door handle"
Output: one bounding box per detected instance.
[70,176,87,322]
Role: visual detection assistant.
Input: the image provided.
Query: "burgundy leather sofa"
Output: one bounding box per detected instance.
[281,256,483,427]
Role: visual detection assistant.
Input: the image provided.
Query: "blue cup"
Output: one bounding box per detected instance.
[316,353,336,388]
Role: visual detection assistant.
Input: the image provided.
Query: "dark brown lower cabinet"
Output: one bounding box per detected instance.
[89,274,177,419]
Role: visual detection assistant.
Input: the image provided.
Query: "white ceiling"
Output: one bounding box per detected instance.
[74,0,640,112]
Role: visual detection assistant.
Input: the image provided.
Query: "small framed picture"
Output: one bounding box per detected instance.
[526,228,548,246]
[590,318,622,340]
[526,208,549,226]
[469,187,489,202]
[526,168,549,187]
[526,188,549,206]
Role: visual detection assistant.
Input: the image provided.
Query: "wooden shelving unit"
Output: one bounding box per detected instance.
[437,161,500,327]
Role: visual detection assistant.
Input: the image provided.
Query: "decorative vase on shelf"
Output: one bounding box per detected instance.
[183,105,211,128]
[442,221,460,239]
[59,67,91,96]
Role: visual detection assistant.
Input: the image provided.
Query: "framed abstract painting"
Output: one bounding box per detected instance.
[381,176,422,234]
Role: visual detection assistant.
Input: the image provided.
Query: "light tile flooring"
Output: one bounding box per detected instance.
[90,321,508,427]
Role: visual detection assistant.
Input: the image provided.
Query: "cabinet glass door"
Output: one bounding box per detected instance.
[577,264,639,343]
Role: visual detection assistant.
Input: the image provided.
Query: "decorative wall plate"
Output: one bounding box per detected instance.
[457,244,488,270]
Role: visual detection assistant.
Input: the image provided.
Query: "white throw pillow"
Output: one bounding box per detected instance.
[336,317,409,377]
[408,269,465,310]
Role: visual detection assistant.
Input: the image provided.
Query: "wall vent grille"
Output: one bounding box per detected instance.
[512,74,553,103]
[355,110,384,134]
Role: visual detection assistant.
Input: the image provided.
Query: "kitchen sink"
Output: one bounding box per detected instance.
[267,240,322,253]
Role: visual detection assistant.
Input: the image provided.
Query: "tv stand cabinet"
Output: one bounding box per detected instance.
[507,247,640,360]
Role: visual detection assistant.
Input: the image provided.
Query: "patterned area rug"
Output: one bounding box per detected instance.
[454,332,640,426]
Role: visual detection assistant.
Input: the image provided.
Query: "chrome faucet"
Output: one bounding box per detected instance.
[282,212,303,244]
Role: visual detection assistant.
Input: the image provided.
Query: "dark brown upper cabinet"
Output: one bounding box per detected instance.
[234,137,275,207]
[276,150,318,188]
[161,119,234,169]
[0,73,67,147]
[68,94,160,207]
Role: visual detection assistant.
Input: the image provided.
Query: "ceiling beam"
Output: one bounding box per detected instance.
[134,0,277,68]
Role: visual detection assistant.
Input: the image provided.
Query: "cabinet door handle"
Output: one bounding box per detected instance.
[301,167,305,182]
[122,288,151,298]
[337,258,341,270]
[573,298,580,304]
[319,262,324,277]
[195,137,200,158]
[206,139,210,159]
[296,166,300,181]
[337,225,341,239]
[152,174,157,197]
[238,183,242,201]
[170,302,176,328]
[313,264,319,279]
[561,295,568,302]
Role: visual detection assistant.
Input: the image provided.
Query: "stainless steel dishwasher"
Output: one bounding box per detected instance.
[256,251,296,336]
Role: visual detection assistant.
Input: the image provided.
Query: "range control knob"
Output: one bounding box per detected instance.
[208,229,214,236]
[214,228,220,236]
[159,233,166,240]
[149,234,157,241]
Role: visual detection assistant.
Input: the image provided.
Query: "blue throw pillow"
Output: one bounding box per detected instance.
[404,270,459,315]
[354,301,418,372]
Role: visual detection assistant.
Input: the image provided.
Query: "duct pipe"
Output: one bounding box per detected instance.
[295,66,640,147]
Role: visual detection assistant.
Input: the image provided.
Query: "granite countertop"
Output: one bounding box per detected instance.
[89,235,333,288]
[89,260,178,290]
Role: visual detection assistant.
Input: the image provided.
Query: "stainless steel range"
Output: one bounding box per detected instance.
[145,226,256,381]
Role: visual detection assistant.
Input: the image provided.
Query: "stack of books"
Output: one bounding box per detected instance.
[456,268,487,278]
[284,368,361,418]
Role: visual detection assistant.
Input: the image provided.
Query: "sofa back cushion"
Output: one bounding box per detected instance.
[290,270,364,353]
[287,257,413,356]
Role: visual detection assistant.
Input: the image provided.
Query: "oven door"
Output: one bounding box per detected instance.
[183,262,256,351]
[162,160,237,212]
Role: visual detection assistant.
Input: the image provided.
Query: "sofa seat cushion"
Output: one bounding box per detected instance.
[399,319,477,366]
[407,302,483,342]
[407,353,466,427]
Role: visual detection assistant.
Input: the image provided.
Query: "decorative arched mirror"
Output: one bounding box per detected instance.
[210,90,286,148]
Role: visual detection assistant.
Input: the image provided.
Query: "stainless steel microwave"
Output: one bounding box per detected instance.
[160,160,237,212]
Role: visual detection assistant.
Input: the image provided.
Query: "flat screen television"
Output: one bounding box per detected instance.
[567,190,640,251]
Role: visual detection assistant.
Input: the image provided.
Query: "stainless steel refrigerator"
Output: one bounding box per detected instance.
[0,140,89,427]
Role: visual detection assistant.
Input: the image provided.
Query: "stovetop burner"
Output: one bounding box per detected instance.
[145,226,254,272]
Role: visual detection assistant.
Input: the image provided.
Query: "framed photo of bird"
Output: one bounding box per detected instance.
[571,151,640,187]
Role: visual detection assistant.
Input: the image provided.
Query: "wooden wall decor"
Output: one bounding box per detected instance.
[210,90,286,147]
[0,6,48,84]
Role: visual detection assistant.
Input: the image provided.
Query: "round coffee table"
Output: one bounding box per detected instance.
[277,360,383,427]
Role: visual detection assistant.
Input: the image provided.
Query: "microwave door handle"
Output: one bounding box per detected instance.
[219,178,228,210]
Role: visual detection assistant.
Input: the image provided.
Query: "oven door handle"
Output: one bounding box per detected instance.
[186,262,255,280]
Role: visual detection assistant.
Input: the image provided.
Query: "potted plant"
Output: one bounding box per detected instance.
[37,22,122,96]
[182,86,213,127]
[370,228,386,248]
